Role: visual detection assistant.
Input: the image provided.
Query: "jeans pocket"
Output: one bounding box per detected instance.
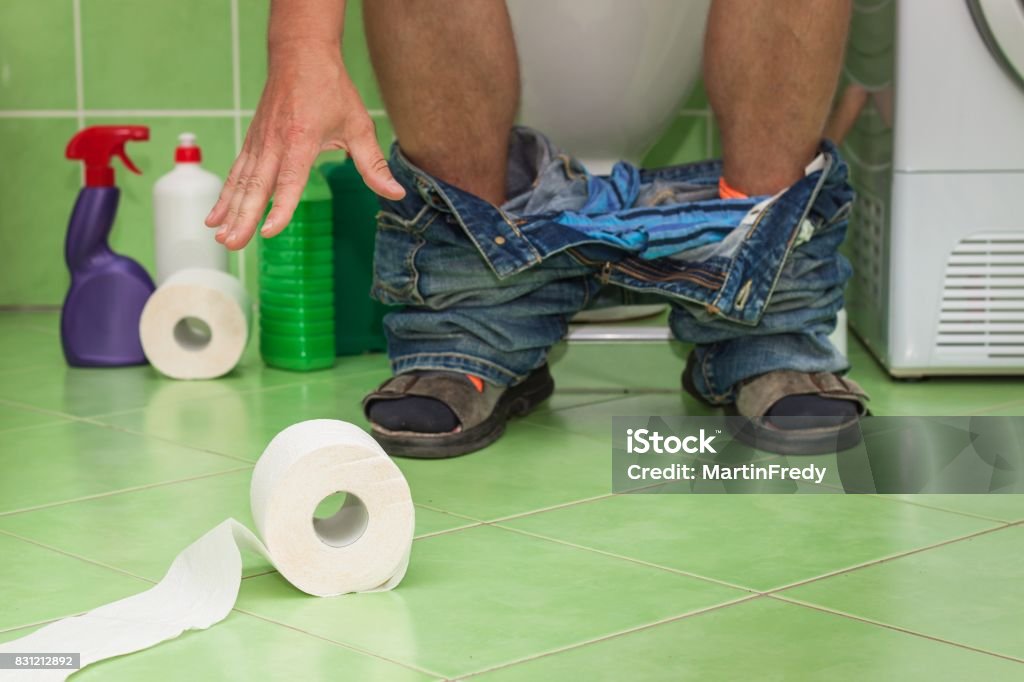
[371,221,426,305]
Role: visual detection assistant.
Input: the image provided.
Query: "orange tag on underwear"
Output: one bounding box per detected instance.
[718,177,749,200]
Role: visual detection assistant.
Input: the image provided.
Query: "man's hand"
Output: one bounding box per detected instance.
[205,42,405,250]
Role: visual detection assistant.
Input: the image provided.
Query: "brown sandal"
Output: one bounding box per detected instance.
[683,353,869,455]
[364,365,555,459]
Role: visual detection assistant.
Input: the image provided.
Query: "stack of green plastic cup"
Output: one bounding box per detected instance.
[259,167,336,371]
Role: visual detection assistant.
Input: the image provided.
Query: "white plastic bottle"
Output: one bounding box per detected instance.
[153,133,227,284]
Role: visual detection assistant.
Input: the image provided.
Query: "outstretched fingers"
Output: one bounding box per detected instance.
[261,143,319,238]
[345,118,405,200]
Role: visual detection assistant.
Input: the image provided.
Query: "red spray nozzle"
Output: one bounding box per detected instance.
[66,125,150,187]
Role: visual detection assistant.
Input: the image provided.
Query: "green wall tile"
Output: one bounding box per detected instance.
[83,116,237,295]
[342,0,383,111]
[239,0,380,111]
[684,79,709,110]
[81,0,233,109]
[0,118,81,306]
[710,117,722,157]
[0,0,76,110]
[237,0,269,110]
[643,113,710,167]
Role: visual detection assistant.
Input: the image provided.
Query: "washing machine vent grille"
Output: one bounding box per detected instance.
[849,192,886,312]
[936,232,1024,359]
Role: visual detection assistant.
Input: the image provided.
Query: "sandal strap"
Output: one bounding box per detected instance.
[363,373,502,430]
[737,370,869,418]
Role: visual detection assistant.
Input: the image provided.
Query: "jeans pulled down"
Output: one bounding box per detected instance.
[370,128,854,404]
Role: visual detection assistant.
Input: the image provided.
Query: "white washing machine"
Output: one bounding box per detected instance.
[843,0,1024,376]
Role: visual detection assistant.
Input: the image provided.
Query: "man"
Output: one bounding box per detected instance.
[206,0,867,458]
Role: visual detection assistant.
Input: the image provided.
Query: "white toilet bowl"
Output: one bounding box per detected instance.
[507,0,711,173]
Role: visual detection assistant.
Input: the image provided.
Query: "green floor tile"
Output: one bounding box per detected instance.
[236,525,742,678]
[0,611,432,682]
[498,495,999,591]
[548,340,689,391]
[0,421,241,514]
[0,533,150,632]
[393,422,610,520]
[845,342,1024,416]
[882,494,1024,523]
[0,402,65,433]
[473,597,1024,681]
[522,392,716,442]
[783,526,1024,660]
[0,324,63,374]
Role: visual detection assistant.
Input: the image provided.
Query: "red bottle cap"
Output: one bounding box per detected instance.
[175,132,202,163]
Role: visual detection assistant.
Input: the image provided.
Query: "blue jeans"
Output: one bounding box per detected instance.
[371,128,853,405]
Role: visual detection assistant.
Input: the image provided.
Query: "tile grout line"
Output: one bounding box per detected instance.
[229,607,448,679]
[0,466,252,519]
[490,523,756,594]
[0,615,69,637]
[765,522,1013,595]
[0,109,257,118]
[0,395,253,464]
[0,404,259,467]
[962,396,1024,415]
[0,528,156,586]
[867,494,1021,524]
[0,364,390,434]
[483,493,617,525]
[78,417,258,464]
[84,365,391,421]
[461,593,763,679]
[71,0,84,129]
[769,594,1024,665]
[703,109,713,157]
[805,481,1021,524]
[408,501,488,524]
[410,522,485,541]
[229,0,246,292]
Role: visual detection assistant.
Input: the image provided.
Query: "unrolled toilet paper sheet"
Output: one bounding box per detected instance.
[0,420,415,681]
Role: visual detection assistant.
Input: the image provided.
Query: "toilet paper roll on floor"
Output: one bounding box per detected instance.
[139,267,252,380]
[0,420,415,681]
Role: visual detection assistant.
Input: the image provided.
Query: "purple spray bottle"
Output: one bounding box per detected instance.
[61,125,155,367]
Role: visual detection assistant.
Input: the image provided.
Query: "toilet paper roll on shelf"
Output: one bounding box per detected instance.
[0,420,415,681]
[139,267,252,380]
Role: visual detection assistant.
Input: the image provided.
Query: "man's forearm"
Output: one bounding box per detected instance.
[268,0,346,56]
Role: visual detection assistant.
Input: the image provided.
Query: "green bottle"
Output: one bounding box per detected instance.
[321,159,388,356]
[259,167,336,371]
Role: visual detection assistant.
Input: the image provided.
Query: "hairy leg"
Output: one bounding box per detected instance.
[704,0,852,195]
[364,0,520,206]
